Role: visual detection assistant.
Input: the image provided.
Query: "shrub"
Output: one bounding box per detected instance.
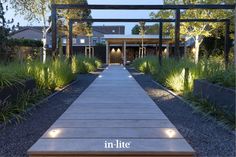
[27,59,75,90]
[72,55,102,74]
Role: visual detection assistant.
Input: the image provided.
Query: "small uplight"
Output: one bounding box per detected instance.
[123,67,126,70]
[99,75,103,78]
[165,129,176,138]
[106,67,109,70]
[128,75,132,78]
[49,129,61,138]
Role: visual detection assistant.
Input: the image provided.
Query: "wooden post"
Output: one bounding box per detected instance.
[106,41,109,64]
[175,9,180,58]
[51,6,57,52]
[224,20,230,68]
[159,22,163,66]
[123,40,127,65]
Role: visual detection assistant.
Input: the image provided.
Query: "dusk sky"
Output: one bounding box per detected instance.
[5,0,164,34]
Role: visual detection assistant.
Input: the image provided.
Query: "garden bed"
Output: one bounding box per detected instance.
[0,79,36,103]
[193,79,235,116]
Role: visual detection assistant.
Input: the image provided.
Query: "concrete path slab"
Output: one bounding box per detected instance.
[28,65,195,157]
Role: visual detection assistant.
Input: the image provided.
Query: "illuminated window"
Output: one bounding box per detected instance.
[63,38,66,44]
[80,39,85,44]
[73,38,77,44]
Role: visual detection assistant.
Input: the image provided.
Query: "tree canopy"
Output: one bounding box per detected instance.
[150,0,235,63]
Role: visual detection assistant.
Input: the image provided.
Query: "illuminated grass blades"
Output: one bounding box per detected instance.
[132,56,235,93]
[0,56,101,123]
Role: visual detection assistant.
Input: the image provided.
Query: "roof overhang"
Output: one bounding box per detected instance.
[104,35,174,44]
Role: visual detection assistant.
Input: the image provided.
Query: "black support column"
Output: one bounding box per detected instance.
[175,9,180,58]
[51,6,57,52]
[69,21,73,58]
[224,20,230,68]
[159,22,163,65]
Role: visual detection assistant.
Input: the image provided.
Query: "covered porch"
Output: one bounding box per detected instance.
[104,35,174,65]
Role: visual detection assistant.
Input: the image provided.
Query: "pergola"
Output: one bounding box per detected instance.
[104,35,173,64]
[51,4,235,66]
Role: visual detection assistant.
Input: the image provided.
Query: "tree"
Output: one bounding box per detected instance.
[0,0,13,58]
[9,0,91,61]
[9,0,51,63]
[132,24,159,35]
[85,23,93,58]
[150,0,235,63]
[139,21,146,58]
[56,0,91,58]
[132,24,140,34]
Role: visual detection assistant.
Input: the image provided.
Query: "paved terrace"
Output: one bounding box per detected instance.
[28,65,195,157]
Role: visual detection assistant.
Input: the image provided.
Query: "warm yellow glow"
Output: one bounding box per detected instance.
[111,48,116,53]
[164,48,167,53]
[192,48,196,53]
[117,48,121,53]
[49,129,61,138]
[165,129,176,138]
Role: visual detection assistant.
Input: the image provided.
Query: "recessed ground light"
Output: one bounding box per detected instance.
[49,129,61,138]
[99,75,103,78]
[128,75,132,78]
[123,67,126,70]
[106,67,109,69]
[165,129,176,138]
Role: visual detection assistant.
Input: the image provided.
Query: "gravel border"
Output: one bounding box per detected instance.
[128,68,236,157]
[0,70,102,157]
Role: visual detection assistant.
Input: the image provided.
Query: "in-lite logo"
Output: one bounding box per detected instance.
[104,140,131,149]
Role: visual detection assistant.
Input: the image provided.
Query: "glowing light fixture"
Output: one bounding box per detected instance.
[128,75,132,78]
[49,129,61,138]
[99,75,103,78]
[164,48,167,53]
[165,129,176,138]
[117,48,121,53]
[111,48,115,53]
[192,48,196,53]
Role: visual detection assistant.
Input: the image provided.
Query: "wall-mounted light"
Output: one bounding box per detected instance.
[117,48,121,53]
[111,48,116,53]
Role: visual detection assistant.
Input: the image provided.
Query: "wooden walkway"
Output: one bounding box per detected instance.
[28,65,195,157]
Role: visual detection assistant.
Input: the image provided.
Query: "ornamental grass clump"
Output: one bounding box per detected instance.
[27,59,75,90]
[132,55,235,93]
[73,55,102,74]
